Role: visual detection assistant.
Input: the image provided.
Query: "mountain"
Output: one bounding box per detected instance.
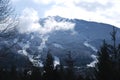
[39,16,120,66]
[0,16,120,67]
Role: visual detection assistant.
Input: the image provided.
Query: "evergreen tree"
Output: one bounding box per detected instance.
[77,74,85,80]
[59,59,65,80]
[22,69,30,80]
[10,65,18,80]
[109,27,120,80]
[117,44,120,80]
[65,51,75,80]
[95,27,120,80]
[53,65,60,80]
[30,66,42,80]
[96,40,113,80]
[43,51,54,80]
[110,27,117,58]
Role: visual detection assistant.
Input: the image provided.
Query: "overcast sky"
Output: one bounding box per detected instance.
[12,0,120,28]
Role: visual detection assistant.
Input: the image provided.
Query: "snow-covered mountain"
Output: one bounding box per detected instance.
[0,16,120,67]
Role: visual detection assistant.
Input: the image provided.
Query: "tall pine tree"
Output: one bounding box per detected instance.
[96,40,113,80]
[109,27,119,80]
[43,51,54,80]
[65,51,75,80]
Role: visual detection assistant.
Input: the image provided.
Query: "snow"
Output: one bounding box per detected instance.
[84,41,98,52]
[53,43,64,49]
[28,54,43,67]
[38,36,49,51]
[18,50,28,56]
[54,56,60,67]
[83,40,98,67]
[87,54,98,67]
[13,39,18,43]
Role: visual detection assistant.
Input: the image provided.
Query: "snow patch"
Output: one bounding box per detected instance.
[54,56,60,67]
[84,40,98,67]
[18,50,28,56]
[38,36,49,51]
[84,41,98,52]
[53,43,64,49]
[87,54,98,67]
[28,54,43,67]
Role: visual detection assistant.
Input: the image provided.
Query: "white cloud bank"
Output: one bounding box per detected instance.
[18,8,41,33]
[32,0,120,27]
[18,8,75,34]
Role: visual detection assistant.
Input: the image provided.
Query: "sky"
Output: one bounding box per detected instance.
[12,0,120,28]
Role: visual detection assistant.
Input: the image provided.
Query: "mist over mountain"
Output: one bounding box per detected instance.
[1,16,120,67]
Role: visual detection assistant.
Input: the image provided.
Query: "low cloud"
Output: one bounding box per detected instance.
[18,8,41,33]
[18,8,75,34]
[39,17,75,35]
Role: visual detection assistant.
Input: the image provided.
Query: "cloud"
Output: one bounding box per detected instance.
[32,0,120,27]
[77,1,113,11]
[13,0,120,27]
[33,0,53,4]
[12,0,19,3]
[39,17,75,35]
[18,8,41,33]
[18,7,75,34]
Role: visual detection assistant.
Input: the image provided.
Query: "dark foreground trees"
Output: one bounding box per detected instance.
[43,51,54,80]
[95,27,120,80]
[95,40,113,80]
[65,52,76,80]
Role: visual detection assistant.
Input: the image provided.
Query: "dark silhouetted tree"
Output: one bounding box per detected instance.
[109,27,120,80]
[10,65,18,80]
[77,74,85,80]
[58,59,65,80]
[110,27,117,59]
[65,51,75,80]
[96,40,113,80]
[43,51,54,80]
[30,66,42,80]
[117,44,120,80]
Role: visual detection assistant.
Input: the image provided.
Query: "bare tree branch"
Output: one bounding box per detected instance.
[0,0,17,38]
